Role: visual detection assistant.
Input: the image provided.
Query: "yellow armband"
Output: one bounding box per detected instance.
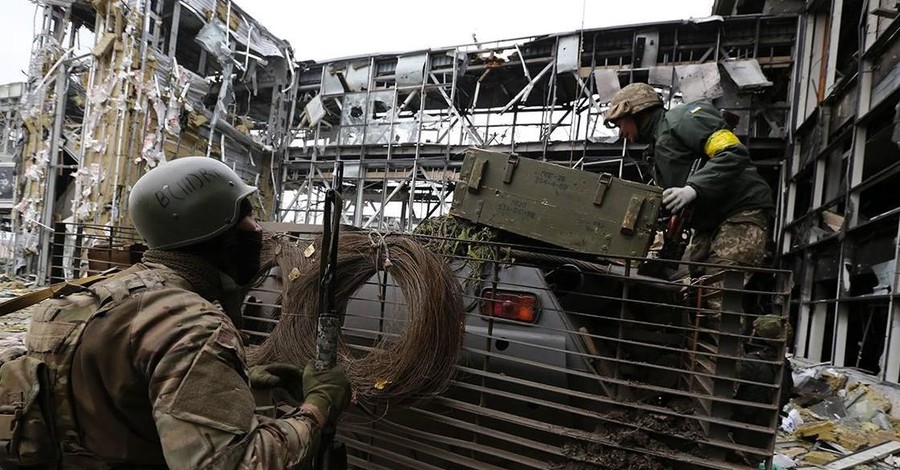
[704,129,741,158]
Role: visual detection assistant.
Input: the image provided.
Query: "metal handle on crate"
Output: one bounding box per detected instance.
[467,158,487,192]
[503,154,519,184]
[620,195,645,235]
[593,173,613,206]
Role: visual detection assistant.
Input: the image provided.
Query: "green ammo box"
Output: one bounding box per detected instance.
[450,148,663,258]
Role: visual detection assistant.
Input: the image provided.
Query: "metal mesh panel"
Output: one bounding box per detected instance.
[242,229,792,470]
[43,223,790,468]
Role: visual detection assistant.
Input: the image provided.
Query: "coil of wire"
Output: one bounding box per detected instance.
[249,231,465,409]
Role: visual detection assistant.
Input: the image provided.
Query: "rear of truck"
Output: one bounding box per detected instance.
[239,146,789,470]
[241,228,792,470]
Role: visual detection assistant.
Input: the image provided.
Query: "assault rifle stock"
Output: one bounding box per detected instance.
[313,161,347,470]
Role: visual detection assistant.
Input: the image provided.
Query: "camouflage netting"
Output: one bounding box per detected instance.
[412,214,501,259]
[412,214,513,291]
[249,231,464,409]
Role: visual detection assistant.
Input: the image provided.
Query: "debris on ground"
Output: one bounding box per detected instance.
[0,280,40,351]
[772,358,900,468]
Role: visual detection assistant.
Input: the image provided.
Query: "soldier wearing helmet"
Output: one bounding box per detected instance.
[608,84,783,454]
[606,83,774,280]
[19,157,351,468]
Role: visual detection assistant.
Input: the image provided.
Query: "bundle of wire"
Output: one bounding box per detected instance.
[249,231,465,409]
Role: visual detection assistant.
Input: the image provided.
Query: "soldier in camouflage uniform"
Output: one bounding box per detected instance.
[605,83,774,281]
[606,86,789,451]
[21,157,351,468]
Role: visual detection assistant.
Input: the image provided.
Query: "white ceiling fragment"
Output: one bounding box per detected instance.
[305,96,326,126]
[721,59,773,91]
[649,66,675,87]
[556,35,581,74]
[675,63,724,103]
[592,69,621,103]
[396,54,428,87]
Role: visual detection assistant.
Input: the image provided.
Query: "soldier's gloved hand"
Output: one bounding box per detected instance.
[301,364,351,424]
[662,186,697,212]
[249,363,305,402]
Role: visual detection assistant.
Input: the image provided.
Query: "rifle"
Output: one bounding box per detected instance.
[639,159,702,279]
[313,161,347,470]
[641,110,739,278]
[657,205,693,263]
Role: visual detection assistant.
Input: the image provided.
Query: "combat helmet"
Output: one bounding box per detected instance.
[606,83,663,123]
[129,157,257,250]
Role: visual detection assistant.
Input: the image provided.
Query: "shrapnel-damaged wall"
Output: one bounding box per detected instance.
[771,0,900,384]
[13,0,296,282]
[14,4,70,266]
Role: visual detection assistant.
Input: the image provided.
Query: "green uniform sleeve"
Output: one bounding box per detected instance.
[130,288,321,470]
[669,103,752,202]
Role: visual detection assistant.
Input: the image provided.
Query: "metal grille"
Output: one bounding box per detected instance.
[46,223,145,284]
[43,223,791,469]
[242,229,792,470]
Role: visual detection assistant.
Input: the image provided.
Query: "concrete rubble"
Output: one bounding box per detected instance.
[0,279,38,351]
[775,358,900,469]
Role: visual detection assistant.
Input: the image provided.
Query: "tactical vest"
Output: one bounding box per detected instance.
[0,268,165,468]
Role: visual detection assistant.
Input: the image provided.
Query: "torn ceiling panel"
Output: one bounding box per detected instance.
[556,35,581,74]
[593,69,621,103]
[721,59,773,90]
[396,54,428,87]
[180,0,288,58]
[676,63,724,102]
[649,65,675,87]
[151,50,212,111]
[344,62,371,92]
[195,19,233,63]
[305,95,327,126]
[323,64,348,95]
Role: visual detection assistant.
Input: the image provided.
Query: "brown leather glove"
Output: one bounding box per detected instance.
[248,363,305,402]
[302,364,351,424]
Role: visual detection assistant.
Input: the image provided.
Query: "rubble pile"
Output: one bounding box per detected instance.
[0,278,35,351]
[775,359,900,469]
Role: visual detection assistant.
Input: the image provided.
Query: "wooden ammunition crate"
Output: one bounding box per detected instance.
[450,148,662,258]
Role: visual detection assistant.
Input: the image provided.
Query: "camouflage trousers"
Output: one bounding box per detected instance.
[687,209,770,312]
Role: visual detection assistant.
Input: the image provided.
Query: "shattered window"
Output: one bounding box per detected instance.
[338,91,399,145]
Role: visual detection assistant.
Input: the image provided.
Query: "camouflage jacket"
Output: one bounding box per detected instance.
[26,258,320,469]
[650,101,774,232]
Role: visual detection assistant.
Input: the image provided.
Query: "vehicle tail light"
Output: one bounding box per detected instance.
[480,289,539,323]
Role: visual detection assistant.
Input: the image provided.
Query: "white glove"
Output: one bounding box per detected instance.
[662,186,697,212]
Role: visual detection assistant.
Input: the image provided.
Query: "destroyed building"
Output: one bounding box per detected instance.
[8,0,293,281]
[2,0,900,468]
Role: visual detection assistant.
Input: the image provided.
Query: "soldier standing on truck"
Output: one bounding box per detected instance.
[604,83,775,287]
[0,157,351,468]
[605,85,787,456]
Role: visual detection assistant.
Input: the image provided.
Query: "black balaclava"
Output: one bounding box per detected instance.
[219,198,263,286]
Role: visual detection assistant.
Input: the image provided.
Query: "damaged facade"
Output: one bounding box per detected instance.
[279,0,900,388]
[3,0,900,467]
[282,15,796,232]
[11,0,294,282]
[755,0,900,385]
